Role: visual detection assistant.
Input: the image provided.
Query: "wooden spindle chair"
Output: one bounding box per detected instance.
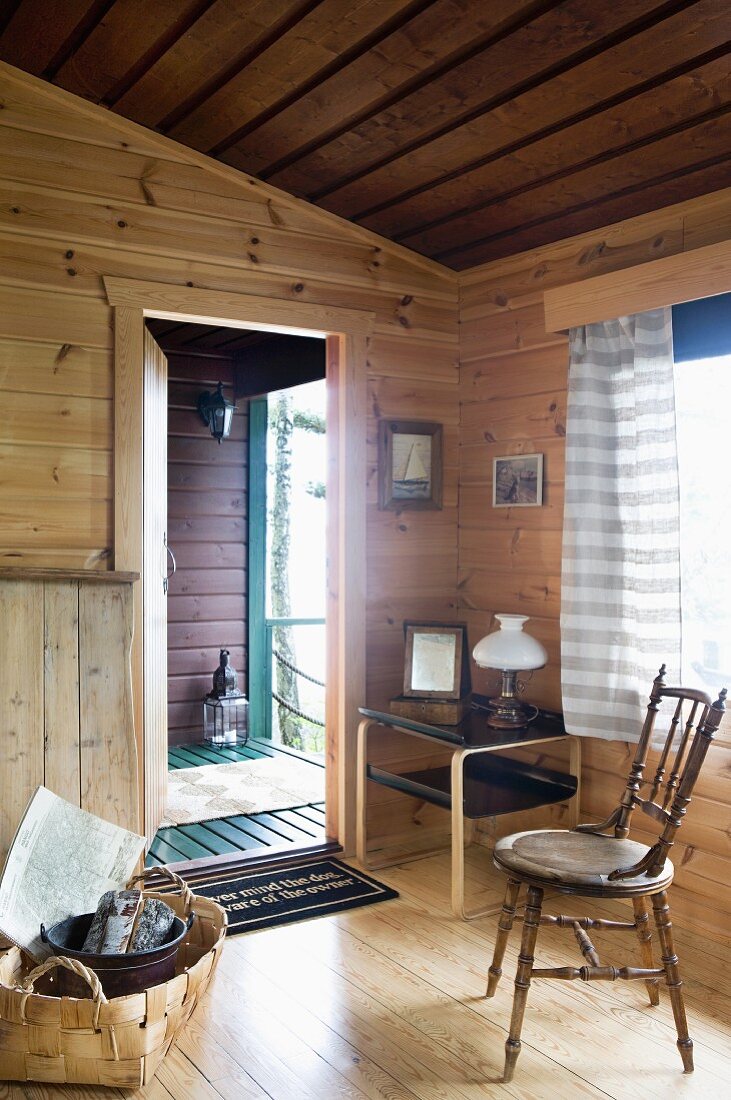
[485,664,726,1082]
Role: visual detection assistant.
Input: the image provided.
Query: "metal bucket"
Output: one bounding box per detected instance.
[40,910,194,999]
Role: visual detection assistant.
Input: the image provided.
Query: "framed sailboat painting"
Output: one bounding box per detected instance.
[378,419,443,510]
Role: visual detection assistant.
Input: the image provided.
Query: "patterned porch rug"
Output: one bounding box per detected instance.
[190,858,398,934]
[161,755,325,827]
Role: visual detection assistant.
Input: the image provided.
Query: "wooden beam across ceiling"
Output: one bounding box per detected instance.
[1,0,728,270]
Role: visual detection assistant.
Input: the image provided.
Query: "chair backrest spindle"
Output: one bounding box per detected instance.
[662,699,700,810]
[579,666,726,878]
[603,668,726,880]
[648,696,685,804]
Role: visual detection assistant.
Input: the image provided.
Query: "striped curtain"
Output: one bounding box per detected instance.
[561,308,681,742]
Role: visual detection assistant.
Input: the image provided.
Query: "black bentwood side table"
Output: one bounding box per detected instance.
[356,700,580,919]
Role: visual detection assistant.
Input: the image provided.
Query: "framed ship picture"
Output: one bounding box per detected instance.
[378,419,443,510]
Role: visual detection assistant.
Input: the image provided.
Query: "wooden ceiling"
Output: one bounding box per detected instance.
[1,0,728,270]
[146,318,281,357]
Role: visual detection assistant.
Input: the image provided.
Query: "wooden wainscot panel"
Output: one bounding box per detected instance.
[79,582,138,832]
[43,580,80,807]
[0,578,43,863]
[0,571,139,862]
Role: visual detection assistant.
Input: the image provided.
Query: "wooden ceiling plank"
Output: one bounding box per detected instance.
[212,332,278,352]
[209,0,440,159]
[415,110,731,259]
[52,0,212,104]
[441,163,731,270]
[341,0,730,224]
[378,56,731,245]
[0,1,25,39]
[359,36,731,234]
[177,328,236,350]
[147,320,187,340]
[103,0,219,108]
[0,0,111,77]
[223,0,551,179]
[146,320,265,355]
[167,0,424,153]
[116,0,316,129]
[266,0,697,204]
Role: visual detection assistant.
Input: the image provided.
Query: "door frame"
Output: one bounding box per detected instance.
[106,277,372,853]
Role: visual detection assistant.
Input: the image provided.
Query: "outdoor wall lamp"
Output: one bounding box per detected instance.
[197,381,235,442]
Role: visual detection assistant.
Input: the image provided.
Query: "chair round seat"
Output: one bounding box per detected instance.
[493,828,674,896]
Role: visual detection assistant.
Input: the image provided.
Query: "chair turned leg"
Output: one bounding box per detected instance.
[503,883,543,1083]
[487,878,521,997]
[652,891,693,1073]
[632,897,660,1006]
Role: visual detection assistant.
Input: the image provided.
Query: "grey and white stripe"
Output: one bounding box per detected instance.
[561,309,680,742]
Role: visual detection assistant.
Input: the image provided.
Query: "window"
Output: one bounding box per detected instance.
[673,293,731,692]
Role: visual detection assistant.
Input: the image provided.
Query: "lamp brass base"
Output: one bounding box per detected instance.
[479,670,539,729]
[482,695,534,729]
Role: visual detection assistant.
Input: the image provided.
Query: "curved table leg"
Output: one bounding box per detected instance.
[451,749,496,920]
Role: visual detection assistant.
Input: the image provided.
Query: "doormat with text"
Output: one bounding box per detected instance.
[190,859,398,934]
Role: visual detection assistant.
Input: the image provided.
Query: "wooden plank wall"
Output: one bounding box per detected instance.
[0,573,138,862]
[458,187,731,942]
[165,351,248,746]
[0,64,459,834]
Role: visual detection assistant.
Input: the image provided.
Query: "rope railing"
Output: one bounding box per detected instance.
[271,690,325,727]
[273,648,325,688]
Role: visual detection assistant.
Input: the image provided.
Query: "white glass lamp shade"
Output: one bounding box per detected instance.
[472,614,547,671]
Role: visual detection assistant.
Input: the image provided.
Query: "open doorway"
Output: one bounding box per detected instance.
[107,276,370,863]
[141,319,331,868]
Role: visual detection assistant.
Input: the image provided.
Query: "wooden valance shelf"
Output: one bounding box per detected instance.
[543,239,731,333]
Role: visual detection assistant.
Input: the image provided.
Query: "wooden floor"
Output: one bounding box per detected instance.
[4,849,731,1099]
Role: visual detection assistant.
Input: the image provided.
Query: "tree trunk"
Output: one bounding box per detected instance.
[270,393,303,748]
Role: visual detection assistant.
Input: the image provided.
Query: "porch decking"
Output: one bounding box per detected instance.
[146,737,326,867]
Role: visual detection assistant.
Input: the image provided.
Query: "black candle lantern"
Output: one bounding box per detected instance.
[203,649,248,746]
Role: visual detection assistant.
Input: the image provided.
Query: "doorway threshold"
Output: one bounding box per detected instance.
[147,834,342,885]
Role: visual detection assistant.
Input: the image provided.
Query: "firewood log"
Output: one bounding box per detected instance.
[81,890,115,952]
[99,889,142,953]
[129,898,176,952]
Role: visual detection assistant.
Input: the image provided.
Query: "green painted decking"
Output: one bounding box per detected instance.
[146,737,326,867]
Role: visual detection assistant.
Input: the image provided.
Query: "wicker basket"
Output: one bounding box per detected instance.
[0,867,227,1088]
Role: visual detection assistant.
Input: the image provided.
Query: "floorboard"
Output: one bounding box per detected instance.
[7,852,731,1098]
